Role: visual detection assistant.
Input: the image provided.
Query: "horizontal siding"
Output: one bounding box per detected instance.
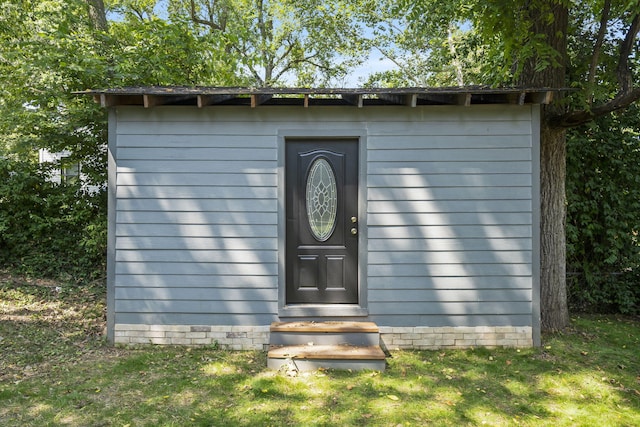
[365,105,534,326]
[368,161,532,175]
[368,263,532,277]
[368,238,532,252]
[368,174,532,188]
[116,237,277,250]
[116,287,276,301]
[369,289,532,303]
[112,105,535,328]
[368,314,533,328]
[368,302,532,316]
[117,173,278,187]
[115,262,277,276]
[367,276,532,290]
[368,225,532,239]
[116,300,277,314]
[116,313,277,326]
[116,211,277,225]
[368,250,531,265]
[114,108,281,326]
[367,134,532,149]
[118,160,276,174]
[117,199,277,212]
[368,148,531,162]
[116,186,277,199]
[116,274,277,288]
[115,249,277,263]
[117,134,277,148]
[369,200,532,213]
[118,147,276,161]
[368,212,531,226]
[115,224,277,238]
[368,187,531,201]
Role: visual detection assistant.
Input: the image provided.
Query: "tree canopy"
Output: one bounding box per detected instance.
[0,0,638,320]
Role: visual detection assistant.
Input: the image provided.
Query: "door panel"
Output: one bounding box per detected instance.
[286,140,359,304]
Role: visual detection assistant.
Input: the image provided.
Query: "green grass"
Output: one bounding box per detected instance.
[1,271,639,426]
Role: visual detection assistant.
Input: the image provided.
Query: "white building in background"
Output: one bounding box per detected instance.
[38,149,79,184]
[38,148,100,193]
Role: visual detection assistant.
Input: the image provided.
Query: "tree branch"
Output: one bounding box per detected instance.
[190,0,223,31]
[586,0,611,104]
[552,88,640,127]
[551,10,640,128]
[616,9,640,93]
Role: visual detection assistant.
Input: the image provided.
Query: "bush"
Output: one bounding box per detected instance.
[566,108,640,314]
[0,159,106,282]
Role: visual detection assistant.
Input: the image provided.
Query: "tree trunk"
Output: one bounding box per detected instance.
[86,0,108,32]
[518,0,570,331]
[539,118,569,331]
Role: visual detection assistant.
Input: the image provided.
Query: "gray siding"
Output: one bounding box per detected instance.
[365,106,534,327]
[111,105,537,329]
[113,107,280,326]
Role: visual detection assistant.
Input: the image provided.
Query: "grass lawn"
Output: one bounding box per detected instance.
[1,271,639,426]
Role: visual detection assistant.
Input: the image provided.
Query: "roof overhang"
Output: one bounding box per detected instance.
[78,86,562,109]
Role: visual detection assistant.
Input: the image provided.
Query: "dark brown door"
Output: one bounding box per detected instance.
[286,139,359,304]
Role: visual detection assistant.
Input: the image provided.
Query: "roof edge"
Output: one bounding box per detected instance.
[76,86,567,108]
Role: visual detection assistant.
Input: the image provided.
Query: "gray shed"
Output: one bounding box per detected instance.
[91,87,553,356]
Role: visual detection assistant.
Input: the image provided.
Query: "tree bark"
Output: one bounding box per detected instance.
[539,121,569,331]
[86,0,108,32]
[519,0,570,331]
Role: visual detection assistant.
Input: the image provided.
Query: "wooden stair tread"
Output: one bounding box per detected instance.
[270,321,379,333]
[268,344,386,360]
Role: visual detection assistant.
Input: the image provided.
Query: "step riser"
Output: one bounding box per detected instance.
[270,332,379,346]
[268,321,386,371]
[268,358,386,372]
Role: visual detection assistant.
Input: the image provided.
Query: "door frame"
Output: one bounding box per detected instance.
[277,129,368,317]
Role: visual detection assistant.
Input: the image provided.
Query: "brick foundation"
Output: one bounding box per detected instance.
[113,324,270,350]
[114,324,533,350]
[378,326,533,350]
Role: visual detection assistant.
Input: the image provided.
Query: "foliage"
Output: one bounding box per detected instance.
[0,159,107,281]
[1,274,640,425]
[0,0,370,282]
[566,106,640,314]
[363,1,640,323]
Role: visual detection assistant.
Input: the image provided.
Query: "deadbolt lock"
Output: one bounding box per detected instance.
[351,216,358,223]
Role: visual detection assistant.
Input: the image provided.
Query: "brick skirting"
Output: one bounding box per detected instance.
[114,324,270,350]
[378,326,533,350]
[114,324,532,350]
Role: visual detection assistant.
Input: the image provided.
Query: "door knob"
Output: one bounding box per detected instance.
[350,228,358,235]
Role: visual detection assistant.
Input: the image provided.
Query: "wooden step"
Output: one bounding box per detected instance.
[268,322,386,371]
[270,321,379,333]
[268,344,386,360]
[270,321,380,346]
[267,344,386,371]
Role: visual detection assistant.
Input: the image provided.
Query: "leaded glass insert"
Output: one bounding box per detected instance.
[306,158,337,241]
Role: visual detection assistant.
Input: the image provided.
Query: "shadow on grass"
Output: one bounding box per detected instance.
[1,274,639,426]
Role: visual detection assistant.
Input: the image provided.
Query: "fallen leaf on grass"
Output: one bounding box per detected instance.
[386,394,400,401]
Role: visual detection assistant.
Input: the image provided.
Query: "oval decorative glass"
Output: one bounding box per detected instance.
[305,158,337,241]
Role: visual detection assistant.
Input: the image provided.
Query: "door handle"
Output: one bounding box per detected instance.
[350,227,358,235]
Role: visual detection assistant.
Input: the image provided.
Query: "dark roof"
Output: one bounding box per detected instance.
[79,86,561,108]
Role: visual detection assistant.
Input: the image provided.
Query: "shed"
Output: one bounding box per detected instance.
[89,86,553,353]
